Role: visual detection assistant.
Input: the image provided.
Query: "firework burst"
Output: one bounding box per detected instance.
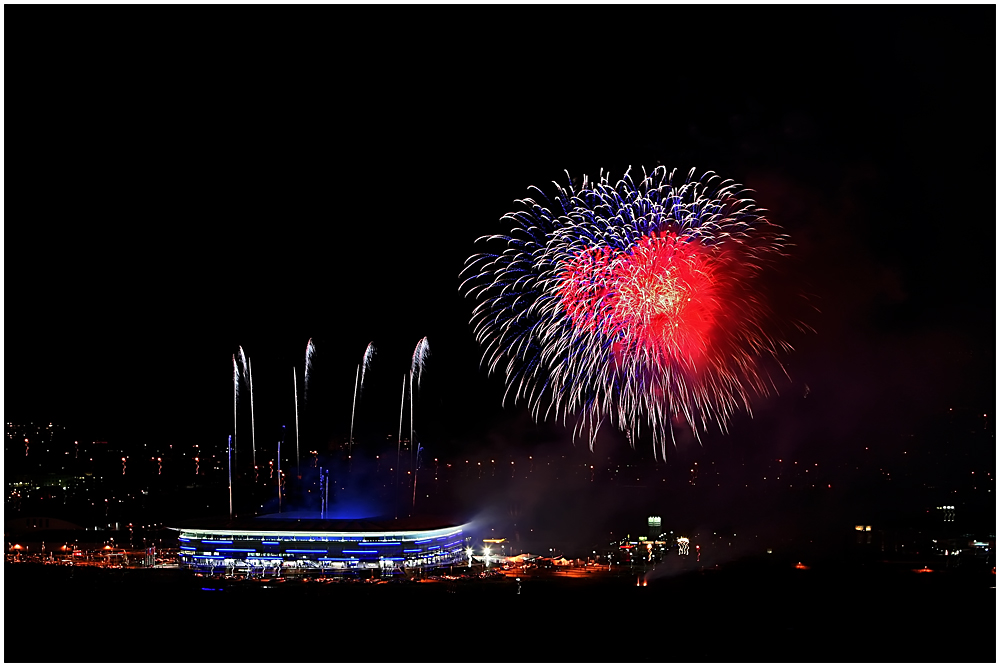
[462,166,800,459]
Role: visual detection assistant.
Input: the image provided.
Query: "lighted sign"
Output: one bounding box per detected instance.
[677,537,690,556]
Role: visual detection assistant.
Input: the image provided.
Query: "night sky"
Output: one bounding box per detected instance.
[5,7,994,536]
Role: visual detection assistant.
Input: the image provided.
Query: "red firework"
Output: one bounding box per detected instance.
[558,231,724,373]
[463,167,806,456]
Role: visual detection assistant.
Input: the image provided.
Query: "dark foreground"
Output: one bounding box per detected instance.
[5,560,994,663]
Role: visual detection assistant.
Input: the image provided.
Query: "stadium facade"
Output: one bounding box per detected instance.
[169,516,470,573]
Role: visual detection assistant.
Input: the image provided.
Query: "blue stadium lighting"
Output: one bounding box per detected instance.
[172,521,468,572]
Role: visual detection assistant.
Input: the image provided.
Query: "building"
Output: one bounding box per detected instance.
[169,515,469,573]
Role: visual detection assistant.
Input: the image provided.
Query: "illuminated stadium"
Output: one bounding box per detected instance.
[170,515,470,573]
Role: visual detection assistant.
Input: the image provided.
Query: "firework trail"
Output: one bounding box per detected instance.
[248,357,256,468]
[304,338,316,404]
[293,367,300,478]
[227,436,232,519]
[409,337,430,476]
[350,366,359,455]
[360,341,377,394]
[395,374,406,518]
[410,337,430,392]
[232,355,238,471]
[235,346,258,469]
[349,342,376,461]
[462,166,800,459]
[236,348,250,470]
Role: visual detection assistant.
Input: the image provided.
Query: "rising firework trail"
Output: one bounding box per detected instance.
[232,354,239,473]
[302,338,315,470]
[293,367,300,478]
[395,374,405,519]
[227,435,233,519]
[409,337,430,476]
[237,347,250,471]
[410,337,430,392]
[248,357,257,468]
[349,342,376,463]
[304,338,316,404]
[462,166,805,459]
[349,365,359,457]
[360,342,376,392]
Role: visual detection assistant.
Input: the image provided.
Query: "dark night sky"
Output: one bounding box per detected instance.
[5,7,994,525]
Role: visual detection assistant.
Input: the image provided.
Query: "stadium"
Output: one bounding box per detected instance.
[170,515,470,574]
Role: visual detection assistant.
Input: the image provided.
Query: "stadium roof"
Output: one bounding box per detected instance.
[167,514,467,534]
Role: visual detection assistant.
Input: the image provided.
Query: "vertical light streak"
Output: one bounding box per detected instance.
[232,354,238,474]
[304,338,315,404]
[350,342,376,467]
[248,357,256,469]
[409,369,415,477]
[407,337,430,507]
[237,346,249,472]
[293,367,300,479]
[408,337,429,479]
[395,374,405,519]
[319,468,325,519]
[227,435,233,519]
[412,447,419,510]
[349,364,359,460]
[360,342,376,393]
